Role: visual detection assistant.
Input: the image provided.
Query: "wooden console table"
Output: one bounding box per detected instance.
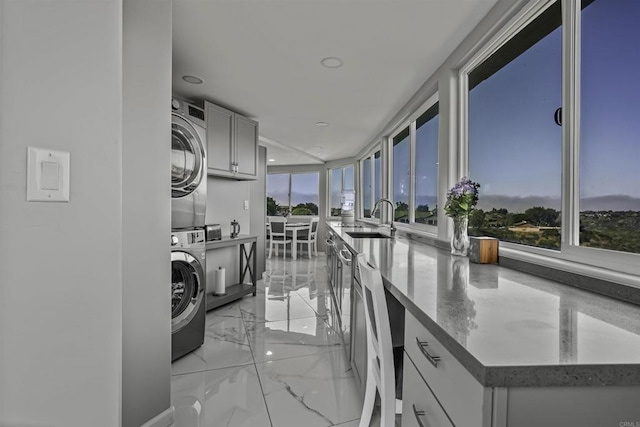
[205,234,257,311]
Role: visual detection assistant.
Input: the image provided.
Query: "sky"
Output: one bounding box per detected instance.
[579,0,640,199]
[267,172,319,206]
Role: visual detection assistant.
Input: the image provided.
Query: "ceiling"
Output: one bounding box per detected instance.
[173,0,498,166]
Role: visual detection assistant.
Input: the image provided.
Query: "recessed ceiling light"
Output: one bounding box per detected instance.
[182,75,204,84]
[315,122,329,127]
[268,158,276,162]
[320,57,343,68]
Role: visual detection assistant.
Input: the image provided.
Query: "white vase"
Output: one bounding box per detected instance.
[451,216,469,256]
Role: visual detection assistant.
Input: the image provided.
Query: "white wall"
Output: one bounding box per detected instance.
[0,1,173,426]
[0,1,123,425]
[122,1,172,426]
[206,177,251,237]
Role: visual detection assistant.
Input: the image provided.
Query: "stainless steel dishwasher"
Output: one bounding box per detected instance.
[325,230,353,361]
[335,244,353,360]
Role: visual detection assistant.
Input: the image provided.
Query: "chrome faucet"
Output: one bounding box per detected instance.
[371,198,396,237]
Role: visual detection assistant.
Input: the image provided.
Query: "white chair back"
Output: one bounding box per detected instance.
[356,253,396,427]
[269,217,287,236]
[296,217,319,257]
[268,216,291,258]
[309,217,319,238]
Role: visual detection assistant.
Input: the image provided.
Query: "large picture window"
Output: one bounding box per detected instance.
[267,172,319,216]
[415,103,439,226]
[362,157,372,217]
[267,174,290,215]
[329,165,354,216]
[373,151,382,216]
[361,148,382,218]
[467,2,562,250]
[392,128,410,223]
[579,0,640,254]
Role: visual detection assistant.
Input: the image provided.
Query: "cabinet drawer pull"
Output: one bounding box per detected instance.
[412,404,427,427]
[416,337,440,367]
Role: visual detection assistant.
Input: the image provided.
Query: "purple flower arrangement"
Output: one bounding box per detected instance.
[444,176,481,218]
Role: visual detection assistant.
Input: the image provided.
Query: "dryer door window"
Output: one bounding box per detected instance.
[171,251,204,333]
[171,116,204,198]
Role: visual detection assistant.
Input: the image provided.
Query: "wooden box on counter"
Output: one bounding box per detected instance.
[469,236,498,264]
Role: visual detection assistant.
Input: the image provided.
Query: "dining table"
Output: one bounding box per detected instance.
[284,222,310,260]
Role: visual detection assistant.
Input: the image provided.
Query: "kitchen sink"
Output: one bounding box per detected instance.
[345,231,391,239]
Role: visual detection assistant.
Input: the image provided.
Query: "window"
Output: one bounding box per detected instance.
[267,174,290,215]
[291,173,319,215]
[579,0,640,254]
[373,151,381,208]
[460,0,639,275]
[467,2,562,250]
[362,158,372,217]
[361,148,382,218]
[329,165,355,216]
[392,128,410,223]
[415,103,439,226]
[267,172,319,216]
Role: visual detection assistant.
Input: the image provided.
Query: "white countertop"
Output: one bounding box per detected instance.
[328,221,640,387]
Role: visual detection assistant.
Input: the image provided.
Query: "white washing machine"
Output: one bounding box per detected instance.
[171,228,206,361]
[171,99,207,230]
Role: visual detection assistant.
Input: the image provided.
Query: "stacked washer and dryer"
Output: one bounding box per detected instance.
[170,99,207,361]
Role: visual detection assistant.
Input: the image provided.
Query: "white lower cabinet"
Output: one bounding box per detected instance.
[402,353,454,427]
[404,312,491,427]
[403,310,640,427]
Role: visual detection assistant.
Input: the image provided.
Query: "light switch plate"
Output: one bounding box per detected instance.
[244,200,249,210]
[27,147,70,202]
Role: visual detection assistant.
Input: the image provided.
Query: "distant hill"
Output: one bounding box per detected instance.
[580,195,640,212]
[477,194,640,213]
[268,190,319,206]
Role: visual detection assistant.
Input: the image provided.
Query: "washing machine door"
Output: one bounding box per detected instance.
[171,250,205,333]
[171,113,205,198]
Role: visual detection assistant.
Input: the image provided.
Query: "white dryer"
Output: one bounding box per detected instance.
[171,99,206,230]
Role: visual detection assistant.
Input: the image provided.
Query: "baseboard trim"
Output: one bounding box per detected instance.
[141,406,174,427]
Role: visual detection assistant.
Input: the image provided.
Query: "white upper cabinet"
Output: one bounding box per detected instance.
[205,101,258,180]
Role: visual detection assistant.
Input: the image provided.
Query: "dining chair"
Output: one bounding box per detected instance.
[266,217,271,247]
[296,217,319,258]
[268,217,292,259]
[356,253,401,427]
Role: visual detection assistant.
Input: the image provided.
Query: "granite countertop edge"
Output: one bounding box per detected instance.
[391,284,640,388]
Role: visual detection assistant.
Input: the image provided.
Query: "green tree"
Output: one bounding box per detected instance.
[266,197,279,215]
[292,202,318,215]
[524,207,559,227]
[416,204,430,212]
[469,209,485,228]
[395,201,409,211]
[292,206,313,215]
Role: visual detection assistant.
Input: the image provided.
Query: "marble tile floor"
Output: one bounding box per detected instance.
[171,254,394,427]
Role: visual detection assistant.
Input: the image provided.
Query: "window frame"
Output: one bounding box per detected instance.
[387,93,440,234]
[410,94,440,233]
[267,171,320,217]
[458,0,639,277]
[327,163,355,217]
[358,145,382,221]
[390,124,411,224]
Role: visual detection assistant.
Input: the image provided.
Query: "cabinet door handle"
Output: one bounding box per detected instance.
[416,337,440,368]
[412,404,427,427]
